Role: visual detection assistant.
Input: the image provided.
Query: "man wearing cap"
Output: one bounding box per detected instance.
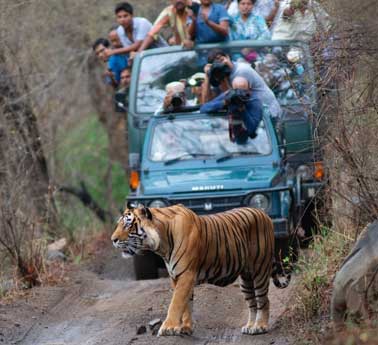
[155,81,189,114]
[187,72,206,105]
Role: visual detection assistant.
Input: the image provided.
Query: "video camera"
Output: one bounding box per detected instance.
[208,62,232,87]
[225,89,251,107]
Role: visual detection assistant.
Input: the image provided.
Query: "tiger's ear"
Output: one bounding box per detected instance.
[140,206,153,221]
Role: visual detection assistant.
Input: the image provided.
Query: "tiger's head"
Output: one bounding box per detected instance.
[111,204,160,258]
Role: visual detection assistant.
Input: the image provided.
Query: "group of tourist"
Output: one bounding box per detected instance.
[93,0,330,94]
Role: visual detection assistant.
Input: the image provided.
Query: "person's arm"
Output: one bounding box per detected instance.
[104,69,118,89]
[187,10,196,40]
[202,14,229,37]
[266,0,281,26]
[139,15,170,51]
[200,92,228,113]
[105,41,143,57]
[201,64,216,103]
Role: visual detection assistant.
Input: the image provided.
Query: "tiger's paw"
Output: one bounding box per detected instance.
[180,324,193,335]
[158,321,182,336]
[241,323,268,335]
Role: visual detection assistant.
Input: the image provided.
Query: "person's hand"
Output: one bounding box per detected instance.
[104,69,115,79]
[186,8,196,20]
[283,7,295,18]
[129,51,138,62]
[103,48,114,59]
[201,12,210,24]
[204,63,212,75]
[163,92,173,110]
[218,55,233,69]
[182,39,194,49]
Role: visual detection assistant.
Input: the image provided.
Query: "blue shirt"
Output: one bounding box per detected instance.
[195,4,229,44]
[230,13,271,41]
[108,54,128,84]
[200,91,263,138]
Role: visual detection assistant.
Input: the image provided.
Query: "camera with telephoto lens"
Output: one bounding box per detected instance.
[226,88,251,107]
[171,92,186,108]
[209,62,232,87]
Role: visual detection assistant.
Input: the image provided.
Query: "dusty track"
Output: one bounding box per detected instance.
[0,252,295,345]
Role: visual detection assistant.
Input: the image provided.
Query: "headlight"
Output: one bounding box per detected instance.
[149,200,167,208]
[296,165,312,181]
[248,194,270,212]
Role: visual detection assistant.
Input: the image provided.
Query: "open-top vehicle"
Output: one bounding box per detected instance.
[122,41,325,279]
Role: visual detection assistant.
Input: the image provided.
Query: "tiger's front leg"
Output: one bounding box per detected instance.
[181,292,194,335]
[158,271,196,336]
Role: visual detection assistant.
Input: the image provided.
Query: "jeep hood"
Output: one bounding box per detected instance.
[141,166,280,195]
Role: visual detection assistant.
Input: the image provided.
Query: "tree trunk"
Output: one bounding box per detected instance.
[0,61,55,228]
[87,55,129,174]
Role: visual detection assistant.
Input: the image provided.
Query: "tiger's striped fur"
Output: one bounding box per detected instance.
[111,204,289,336]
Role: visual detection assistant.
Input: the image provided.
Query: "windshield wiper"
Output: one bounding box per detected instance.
[216,151,259,163]
[164,153,214,165]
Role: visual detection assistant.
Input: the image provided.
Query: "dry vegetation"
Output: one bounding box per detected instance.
[285,0,378,343]
[0,0,166,288]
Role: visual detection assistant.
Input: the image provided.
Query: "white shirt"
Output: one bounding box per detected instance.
[271,0,330,42]
[231,61,282,118]
[117,17,153,47]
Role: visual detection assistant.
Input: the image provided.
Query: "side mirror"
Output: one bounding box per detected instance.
[114,91,128,113]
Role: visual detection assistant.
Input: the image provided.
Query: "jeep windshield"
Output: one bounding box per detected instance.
[148,116,272,163]
[136,42,314,115]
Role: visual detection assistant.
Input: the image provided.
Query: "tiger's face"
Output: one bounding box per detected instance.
[111,206,160,258]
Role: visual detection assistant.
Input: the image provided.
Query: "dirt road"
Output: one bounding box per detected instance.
[0,251,295,345]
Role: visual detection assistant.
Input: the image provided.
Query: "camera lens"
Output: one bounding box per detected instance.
[171,93,184,108]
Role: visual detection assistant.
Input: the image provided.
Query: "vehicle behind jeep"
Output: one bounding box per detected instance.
[124,41,325,279]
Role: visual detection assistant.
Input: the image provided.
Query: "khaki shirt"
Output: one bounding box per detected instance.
[150,5,190,44]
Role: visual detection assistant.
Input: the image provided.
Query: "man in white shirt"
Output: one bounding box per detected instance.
[105,2,166,60]
[271,0,330,41]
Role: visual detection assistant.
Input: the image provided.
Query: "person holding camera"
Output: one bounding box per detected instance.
[202,48,282,118]
[200,76,263,144]
[154,81,189,114]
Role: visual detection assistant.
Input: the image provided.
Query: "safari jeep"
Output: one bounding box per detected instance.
[123,41,325,279]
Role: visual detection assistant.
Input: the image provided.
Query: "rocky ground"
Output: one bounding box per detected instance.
[0,248,296,345]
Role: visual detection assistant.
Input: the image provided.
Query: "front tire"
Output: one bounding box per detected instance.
[275,217,300,273]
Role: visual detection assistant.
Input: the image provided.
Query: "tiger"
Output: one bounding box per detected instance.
[111,203,290,336]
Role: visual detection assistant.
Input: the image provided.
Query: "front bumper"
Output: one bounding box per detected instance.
[300,181,325,202]
[273,218,289,238]
[127,186,293,239]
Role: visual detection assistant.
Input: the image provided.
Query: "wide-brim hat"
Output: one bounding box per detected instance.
[188,72,206,86]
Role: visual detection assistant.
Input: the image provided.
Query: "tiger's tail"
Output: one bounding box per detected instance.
[271,257,292,289]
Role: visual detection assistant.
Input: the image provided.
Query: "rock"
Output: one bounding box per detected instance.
[46,250,67,262]
[47,238,67,252]
[136,325,147,335]
[148,318,162,330]
[0,280,14,295]
[331,220,378,329]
